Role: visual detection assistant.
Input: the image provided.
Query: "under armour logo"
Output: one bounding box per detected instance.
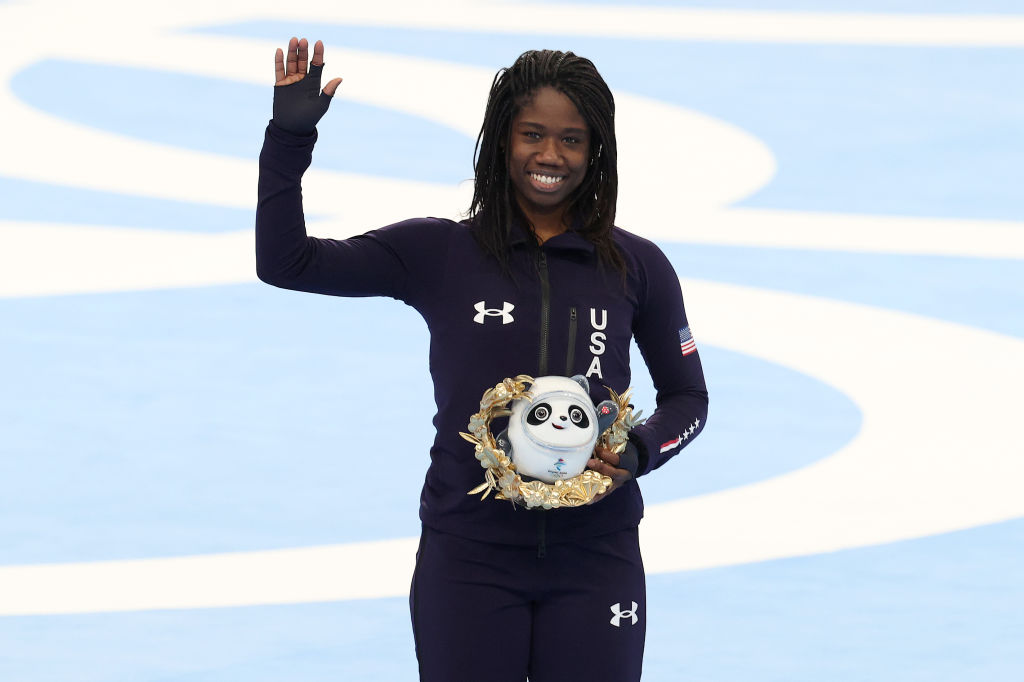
[474,301,515,325]
[609,601,639,627]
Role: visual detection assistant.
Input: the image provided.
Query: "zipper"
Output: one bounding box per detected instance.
[537,251,551,376]
[536,251,551,559]
[565,306,577,375]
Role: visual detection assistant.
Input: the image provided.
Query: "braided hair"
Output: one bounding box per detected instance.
[468,49,625,276]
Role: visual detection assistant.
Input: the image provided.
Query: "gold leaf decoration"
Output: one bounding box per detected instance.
[464,375,644,509]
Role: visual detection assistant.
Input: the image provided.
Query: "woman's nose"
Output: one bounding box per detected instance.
[537,139,560,164]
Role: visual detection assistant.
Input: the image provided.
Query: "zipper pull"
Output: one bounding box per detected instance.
[565,306,578,375]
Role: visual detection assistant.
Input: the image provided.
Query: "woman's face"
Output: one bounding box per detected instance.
[507,86,591,225]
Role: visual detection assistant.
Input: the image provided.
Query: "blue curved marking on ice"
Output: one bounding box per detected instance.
[0,175,254,233]
[9,59,473,187]
[0,283,858,563]
[1,517,1020,681]
[645,516,1024,681]
[630,342,861,505]
[0,285,431,564]
[660,243,1024,339]
[0,599,419,682]
[194,22,1024,222]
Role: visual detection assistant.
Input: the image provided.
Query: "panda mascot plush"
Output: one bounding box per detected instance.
[496,375,620,483]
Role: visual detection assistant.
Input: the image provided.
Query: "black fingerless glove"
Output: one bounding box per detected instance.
[272,63,334,136]
[618,438,645,478]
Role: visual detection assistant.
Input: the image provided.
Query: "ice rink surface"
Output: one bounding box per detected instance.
[1,1,1022,679]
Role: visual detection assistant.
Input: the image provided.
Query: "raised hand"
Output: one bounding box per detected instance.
[272,37,343,135]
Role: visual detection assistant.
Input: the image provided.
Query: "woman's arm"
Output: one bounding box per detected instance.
[255,38,432,302]
[627,243,710,476]
[586,240,709,503]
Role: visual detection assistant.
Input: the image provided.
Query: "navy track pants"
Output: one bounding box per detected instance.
[409,524,646,682]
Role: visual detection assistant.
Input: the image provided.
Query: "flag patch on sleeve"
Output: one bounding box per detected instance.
[660,435,683,453]
[679,326,697,356]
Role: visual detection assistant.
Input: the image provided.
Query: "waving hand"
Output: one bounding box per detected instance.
[272,37,343,135]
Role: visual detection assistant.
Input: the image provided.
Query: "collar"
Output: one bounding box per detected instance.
[540,229,596,254]
[507,216,596,254]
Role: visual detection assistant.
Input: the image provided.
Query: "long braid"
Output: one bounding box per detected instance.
[469,50,625,278]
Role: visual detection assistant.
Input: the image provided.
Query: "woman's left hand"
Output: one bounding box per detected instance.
[586,445,632,504]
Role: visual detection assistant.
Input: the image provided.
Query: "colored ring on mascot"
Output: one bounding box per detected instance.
[461,375,644,509]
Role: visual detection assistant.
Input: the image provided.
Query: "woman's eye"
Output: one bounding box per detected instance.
[563,137,581,144]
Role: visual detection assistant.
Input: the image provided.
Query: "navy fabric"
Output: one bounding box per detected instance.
[255,122,709,548]
[410,525,646,682]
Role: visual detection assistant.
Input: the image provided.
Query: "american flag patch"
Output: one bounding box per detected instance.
[660,436,683,453]
[679,326,697,356]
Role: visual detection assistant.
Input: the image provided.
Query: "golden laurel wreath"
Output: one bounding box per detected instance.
[461,375,644,509]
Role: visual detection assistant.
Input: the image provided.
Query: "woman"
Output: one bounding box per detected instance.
[257,37,708,682]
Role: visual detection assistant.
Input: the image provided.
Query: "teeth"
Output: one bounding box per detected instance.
[531,173,563,185]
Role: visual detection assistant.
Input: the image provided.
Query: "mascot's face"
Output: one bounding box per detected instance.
[498,375,619,484]
[506,375,604,483]
[523,394,595,449]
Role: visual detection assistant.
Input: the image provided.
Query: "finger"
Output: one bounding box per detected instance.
[286,37,298,76]
[591,447,621,470]
[323,77,343,97]
[586,458,623,479]
[311,39,325,66]
[298,37,309,74]
[274,47,285,84]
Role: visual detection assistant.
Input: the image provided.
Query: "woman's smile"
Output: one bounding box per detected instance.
[529,172,566,190]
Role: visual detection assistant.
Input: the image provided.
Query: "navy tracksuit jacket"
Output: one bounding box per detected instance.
[256,122,709,551]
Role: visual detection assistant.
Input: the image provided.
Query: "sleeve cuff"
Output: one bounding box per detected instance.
[625,432,651,477]
[619,438,647,478]
[261,122,319,175]
[267,120,318,146]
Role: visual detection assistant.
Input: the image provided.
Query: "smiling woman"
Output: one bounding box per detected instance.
[469,49,625,278]
[255,39,708,682]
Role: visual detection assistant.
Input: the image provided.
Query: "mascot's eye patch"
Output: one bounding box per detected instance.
[527,403,552,425]
[569,406,589,428]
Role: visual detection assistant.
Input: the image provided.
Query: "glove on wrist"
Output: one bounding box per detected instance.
[618,440,641,478]
[272,63,334,135]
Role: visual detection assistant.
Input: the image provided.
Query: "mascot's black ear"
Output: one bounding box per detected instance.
[595,400,619,433]
[496,428,512,454]
[570,374,590,393]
